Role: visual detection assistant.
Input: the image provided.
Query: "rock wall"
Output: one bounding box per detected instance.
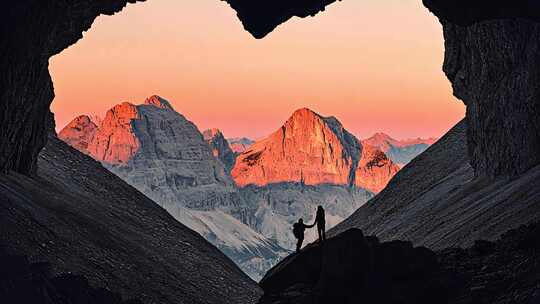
[1,0,143,174]
[440,18,540,177]
[420,2,540,177]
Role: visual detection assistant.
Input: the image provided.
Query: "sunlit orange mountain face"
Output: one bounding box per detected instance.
[231,108,399,193]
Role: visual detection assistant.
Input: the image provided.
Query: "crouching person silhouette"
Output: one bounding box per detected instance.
[293,218,314,253]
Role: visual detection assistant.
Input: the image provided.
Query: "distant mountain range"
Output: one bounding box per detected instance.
[231,108,400,193]
[59,96,288,280]
[363,132,438,166]
[58,95,437,280]
[227,137,255,153]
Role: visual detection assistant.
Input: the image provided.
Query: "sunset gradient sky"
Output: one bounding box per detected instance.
[50,0,464,140]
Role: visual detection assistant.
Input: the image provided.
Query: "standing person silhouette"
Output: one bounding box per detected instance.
[315,205,326,242]
[293,218,314,253]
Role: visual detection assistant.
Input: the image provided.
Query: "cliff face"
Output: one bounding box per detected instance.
[231,108,399,194]
[439,18,540,177]
[87,102,141,164]
[203,128,237,172]
[57,115,99,152]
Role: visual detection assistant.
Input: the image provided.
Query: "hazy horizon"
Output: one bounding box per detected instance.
[50,0,464,140]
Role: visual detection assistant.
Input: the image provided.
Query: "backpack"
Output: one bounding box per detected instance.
[293,223,302,239]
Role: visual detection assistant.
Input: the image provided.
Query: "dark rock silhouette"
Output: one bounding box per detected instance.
[259,229,443,304]
[259,222,540,304]
[438,17,540,177]
[0,248,141,304]
[226,0,337,38]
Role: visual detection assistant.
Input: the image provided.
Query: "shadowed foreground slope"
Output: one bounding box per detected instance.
[330,120,540,249]
[258,223,540,304]
[0,136,260,304]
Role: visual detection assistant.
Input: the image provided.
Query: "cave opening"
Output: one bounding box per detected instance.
[46,0,466,281]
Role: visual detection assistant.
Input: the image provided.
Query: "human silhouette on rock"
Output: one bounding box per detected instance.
[315,205,326,242]
[293,218,314,253]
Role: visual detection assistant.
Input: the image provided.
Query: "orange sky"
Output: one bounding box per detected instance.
[49,0,464,140]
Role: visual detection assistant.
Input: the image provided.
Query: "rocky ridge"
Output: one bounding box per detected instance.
[363,132,437,166]
[203,128,237,172]
[231,108,400,194]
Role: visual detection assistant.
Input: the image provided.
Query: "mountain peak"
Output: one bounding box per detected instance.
[203,128,223,141]
[288,107,321,121]
[371,132,392,139]
[58,115,99,152]
[144,95,174,110]
[70,115,94,126]
[231,109,399,193]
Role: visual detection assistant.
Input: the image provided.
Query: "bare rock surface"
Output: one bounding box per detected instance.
[58,115,98,152]
[331,120,540,249]
[231,108,399,194]
[439,18,540,177]
[0,135,261,304]
[203,128,237,172]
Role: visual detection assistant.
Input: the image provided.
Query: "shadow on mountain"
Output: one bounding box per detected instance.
[258,222,540,304]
